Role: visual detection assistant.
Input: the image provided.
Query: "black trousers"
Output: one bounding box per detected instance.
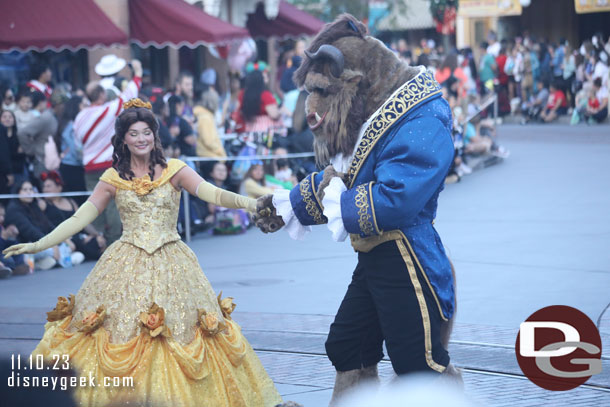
[325,239,450,375]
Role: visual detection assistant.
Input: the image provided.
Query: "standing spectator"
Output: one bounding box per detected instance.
[478,42,497,96]
[17,91,67,177]
[562,46,577,107]
[174,71,195,124]
[168,95,196,157]
[522,46,535,102]
[57,96,87,203]
[487,30,501,57]
[26,63,53,104]
[194,90,226,159]
[14,91,34,130]
[94,54,126,98]
[1,110,27,186]
[1,86,16,111]
[540,82,568,123]
[584,78,608,123]
[74,59,142,245]
[235,70,281,132]
[552,39,567,85]
[539,43,553,90]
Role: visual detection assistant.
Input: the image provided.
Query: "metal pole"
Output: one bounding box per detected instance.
[183,190,191,243]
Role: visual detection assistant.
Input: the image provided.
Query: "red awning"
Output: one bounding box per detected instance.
[129,0,250,48]
[247,1,325,39]
[0,0,127,53]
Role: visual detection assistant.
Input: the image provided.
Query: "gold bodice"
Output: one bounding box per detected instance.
[100,159,186,254]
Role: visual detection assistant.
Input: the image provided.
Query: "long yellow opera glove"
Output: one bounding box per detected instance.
[2,201,99,258]
[196,180,257,213]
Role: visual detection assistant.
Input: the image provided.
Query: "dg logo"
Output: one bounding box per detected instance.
[516,305,603,391]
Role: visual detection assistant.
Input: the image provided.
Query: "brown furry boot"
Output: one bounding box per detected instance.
[328,369,361,407]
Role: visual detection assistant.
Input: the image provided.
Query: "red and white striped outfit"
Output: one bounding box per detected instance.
[74,77,141,172]
[26,80,52,105]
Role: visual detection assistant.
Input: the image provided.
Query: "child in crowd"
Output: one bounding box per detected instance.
[540,82,568,123]
[14,91,34,129]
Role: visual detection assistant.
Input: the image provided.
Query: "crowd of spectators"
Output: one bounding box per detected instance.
[2,31,606,278]
[0,42,311,278]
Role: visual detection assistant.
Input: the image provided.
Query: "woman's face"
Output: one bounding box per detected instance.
[124,121,155,159]
[18,182,34,204]
[43,179,62,194]
[251,165,264,181]
[4,89,14,106]
[211,163,227,182]
[1,111,15,128]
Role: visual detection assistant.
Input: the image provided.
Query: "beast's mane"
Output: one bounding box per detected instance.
[293,14,367,86]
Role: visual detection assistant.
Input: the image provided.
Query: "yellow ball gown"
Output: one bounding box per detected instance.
[32,159,282,407]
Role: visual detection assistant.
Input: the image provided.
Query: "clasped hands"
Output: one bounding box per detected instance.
[253,165,347,233]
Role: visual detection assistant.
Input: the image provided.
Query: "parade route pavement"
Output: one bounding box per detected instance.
[1,123,609,406]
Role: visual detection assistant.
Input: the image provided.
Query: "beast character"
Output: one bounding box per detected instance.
[255,14,461,404]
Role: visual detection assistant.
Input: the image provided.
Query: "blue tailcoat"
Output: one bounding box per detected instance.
[288,71,455,320]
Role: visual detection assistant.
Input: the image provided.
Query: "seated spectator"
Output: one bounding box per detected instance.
[57,96,87,204]
[0,203,30,277]
[521,82,549,123]
[41,171,105,260]
[239,162,274,199]
[194,89,227,159]
[205,162,249,235]
[18,91,67,177]
[584,77,609,123]
[14,91,34,129]
[6,180,83,270]
[540,82,568,123]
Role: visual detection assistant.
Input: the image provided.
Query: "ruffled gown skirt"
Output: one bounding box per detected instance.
[32,240,282,407]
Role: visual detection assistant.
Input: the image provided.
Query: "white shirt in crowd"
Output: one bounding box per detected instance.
[74,77,141,172]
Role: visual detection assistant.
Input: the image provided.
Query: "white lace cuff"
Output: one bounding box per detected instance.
[322,177,348,242]
[272,189,311,240]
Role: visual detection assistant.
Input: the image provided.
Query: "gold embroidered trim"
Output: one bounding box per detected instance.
[310,172,324,211]
[347,70,441,187]
[300,176,325,224]
[368,181,381,235]
[355,184,374,236]
[395,240,446,373]
[398,231,449,321]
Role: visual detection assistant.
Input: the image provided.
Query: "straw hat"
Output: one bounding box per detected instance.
[95,54,127,77]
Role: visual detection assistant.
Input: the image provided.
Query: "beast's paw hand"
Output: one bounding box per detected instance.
[318,165,347,201]
[253,213,285,234]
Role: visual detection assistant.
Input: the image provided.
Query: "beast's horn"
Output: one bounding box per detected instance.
[305,44,345,78]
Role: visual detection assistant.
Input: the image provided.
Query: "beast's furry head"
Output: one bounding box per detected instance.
[294,14,421,166]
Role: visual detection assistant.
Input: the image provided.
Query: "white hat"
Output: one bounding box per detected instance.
[95,54,126,77]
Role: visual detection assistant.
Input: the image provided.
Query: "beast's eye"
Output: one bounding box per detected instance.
[314,87,327,96]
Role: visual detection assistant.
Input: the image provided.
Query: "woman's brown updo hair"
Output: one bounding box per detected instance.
[112,98,167,180]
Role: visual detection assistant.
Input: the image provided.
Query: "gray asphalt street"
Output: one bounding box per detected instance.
[1,123,609,406]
